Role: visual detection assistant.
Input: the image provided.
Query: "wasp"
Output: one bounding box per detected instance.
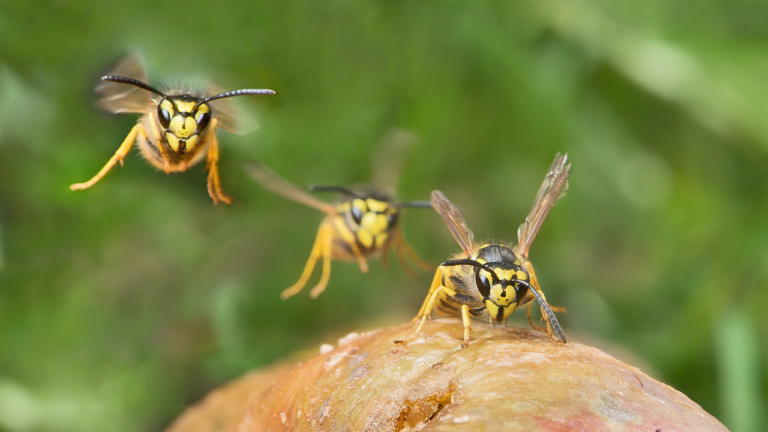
[246,130,433,299]
[411,153,571,347]
[70,52,275,204]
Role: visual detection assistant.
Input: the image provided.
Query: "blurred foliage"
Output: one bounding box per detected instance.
[0,0,766,431]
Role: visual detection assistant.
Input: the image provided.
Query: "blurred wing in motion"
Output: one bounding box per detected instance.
[371,128,418,197]
[431,190,476,256]
[516,153,571,259]
[206,82,260,135]
[95,51,157,114]
[246,161,337,214]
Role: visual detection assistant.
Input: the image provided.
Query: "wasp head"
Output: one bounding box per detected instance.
[156,96,211,155]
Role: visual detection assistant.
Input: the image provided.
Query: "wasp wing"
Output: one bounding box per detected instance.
[516,153,571,259]
[371,128,418,197]
[205,82,260,135]
[431,190,476,257]
[246,161,337,215]
[95,51,157,114]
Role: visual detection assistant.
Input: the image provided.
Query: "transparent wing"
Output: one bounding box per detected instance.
[516,153,571,259]
[431,190,476,256]
[206,82,260,135]
[246,161,337,214]
[371,128,418,196]
[95,51,157,114]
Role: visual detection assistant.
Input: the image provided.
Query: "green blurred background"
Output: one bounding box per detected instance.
[1,1,766,431]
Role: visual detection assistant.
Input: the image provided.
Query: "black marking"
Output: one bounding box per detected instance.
[476,245,518,269]
[453,293,475,303]
[469,307,485,316]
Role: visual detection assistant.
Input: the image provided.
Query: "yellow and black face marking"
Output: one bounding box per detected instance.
[409,153,571,348]
[69,52,275,204]
[246,163,433,300]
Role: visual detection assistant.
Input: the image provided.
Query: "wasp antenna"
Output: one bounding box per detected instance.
[202,88,276,103]
[441,259,500,283]
[524,285,567,343]
[394,201,432,209]
[308,185,357,197]
[102,75,166,97]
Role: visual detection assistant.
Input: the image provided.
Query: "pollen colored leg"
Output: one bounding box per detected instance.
[204,120,232,205]
[412,269,444,323]
[281,224,330,299]
[309,236,333,299]
[461,304,472,348]
[70,124,144,191]
[522,261,564,342]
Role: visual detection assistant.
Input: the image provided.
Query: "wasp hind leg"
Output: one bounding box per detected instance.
[394,233,432,278]
[411,269,443,323]
[281,223,332,299]
[204,120,232,205]
[70,123,145,191]
[309,231,333,299]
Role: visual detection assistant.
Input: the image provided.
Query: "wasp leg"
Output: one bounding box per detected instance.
[413,284,457,336]
[461,304,472,348]
[399,235,432,272]
[522,261,565,342]
[309,231,333,299]
[412,269,443,323]
[204,119,232,205]
[281,223,331,299]
[526,303,546,331]
[70,124,145,191]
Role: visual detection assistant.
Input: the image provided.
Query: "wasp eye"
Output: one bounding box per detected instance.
[157,105,172,129]
[476,272,491,298]
[196,111,211,131]
[386,212,399,228]
[350,204,364,225]
[514,282,530,303]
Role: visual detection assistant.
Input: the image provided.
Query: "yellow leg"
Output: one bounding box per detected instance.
[204,120,232,205]
[526,303,545,331]
[412,269,443,322]
[309,235,333,299]
[281,224,331,299]
[70,124,144,190]
[461,304,472,348]
[414,286,450,335]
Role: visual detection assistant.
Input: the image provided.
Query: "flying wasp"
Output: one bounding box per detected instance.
[70,52,275,204]
[410,153,571,347]
[246,129,432,299]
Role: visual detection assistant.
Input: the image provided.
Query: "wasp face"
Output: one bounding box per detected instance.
[156,96,212,155]
[345,197,399,250]
[473,252,530,322]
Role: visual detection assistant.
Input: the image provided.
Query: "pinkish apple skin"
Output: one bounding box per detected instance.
[167,319,729,432]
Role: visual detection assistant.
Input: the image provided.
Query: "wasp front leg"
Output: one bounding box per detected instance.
[281,222,333,299]
[204,119,231,205]
[522,261,566,342]
[70,123,146,191]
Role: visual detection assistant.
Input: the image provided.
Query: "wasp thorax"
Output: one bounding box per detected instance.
[348,198,399,250]
[157,97,211,154]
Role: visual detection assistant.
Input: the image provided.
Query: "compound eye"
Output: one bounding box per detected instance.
[476,272,491,298]
[350,203,364,225]
[157,104,172,129]
[515,282,530,303]
[196,111,211,131]
[386,212,399,228]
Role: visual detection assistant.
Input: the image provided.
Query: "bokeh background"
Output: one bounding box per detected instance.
[1,1,767,431]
